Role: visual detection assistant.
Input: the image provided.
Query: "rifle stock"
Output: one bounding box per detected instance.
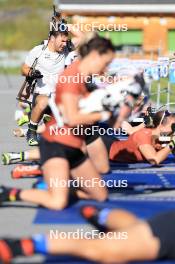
[16,77,36,105]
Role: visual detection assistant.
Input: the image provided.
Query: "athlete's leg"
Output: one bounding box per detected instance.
[2,147,40,165]
[47,221,159,262]
[81,206,139,231]
[86,137,110,174]
[19,158,69,210]
[0,158,70,210]
[71,158,108,202]
[0,221,159,263]
[27,95,48,146]
[13,123,46,137]
[30,95,48,124]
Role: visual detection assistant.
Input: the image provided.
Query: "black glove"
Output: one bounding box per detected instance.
[144,115,154,127]
[28,69,43,80]
[143,107,155,128]
[67,39,75,52]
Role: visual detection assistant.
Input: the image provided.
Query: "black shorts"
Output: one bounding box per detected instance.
[39,137,88,169]
[101,134,117,154]
[147,210,175,259]
[84,124,100,145]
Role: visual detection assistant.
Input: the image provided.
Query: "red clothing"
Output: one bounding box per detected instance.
[109,128,152,163]
[43,60,88,148]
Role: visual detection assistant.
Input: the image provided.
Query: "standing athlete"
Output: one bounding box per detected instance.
[22,23,83,146]
[22,27,68,146]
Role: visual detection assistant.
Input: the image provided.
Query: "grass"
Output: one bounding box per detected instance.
[0,0,53,50]
[0,0,51,10]
[0,67,21,75]
[150,78,175,106]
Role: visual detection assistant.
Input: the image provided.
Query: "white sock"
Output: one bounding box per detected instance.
[24,151,29,160]
[11,153,21,159]
[30,121,38,126]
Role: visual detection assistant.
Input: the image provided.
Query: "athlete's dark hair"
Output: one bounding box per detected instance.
[152,111,175,128]
[79,34,115,57]
[49,29,68,38]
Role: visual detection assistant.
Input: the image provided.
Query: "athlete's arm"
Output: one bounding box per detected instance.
[113,104,132,129]
[21,46,41,76]
[21,64,31,77]
[113,95,135,129]
[61,93,110,126]
[122,121,145,135]
[139,144,171,165]
[67,24,84,48]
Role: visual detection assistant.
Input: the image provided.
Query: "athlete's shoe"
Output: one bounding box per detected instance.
[0,186,10,204]
[81,205,108,232]
[11,165,42,179]
[0,239,14,263]
[0,238,34,263]
[24,106,31,114]
[13,128,26,137]
[17,114,29,126]
[26,130,39,146]
[1,152,23,165]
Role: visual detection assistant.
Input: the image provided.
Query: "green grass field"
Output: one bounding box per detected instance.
[0,0,51,9]
[0,0,52,50]
[0,67,21,75]
[151,78,175,106]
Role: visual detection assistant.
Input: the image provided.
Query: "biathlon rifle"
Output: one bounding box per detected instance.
[16,58,41,106]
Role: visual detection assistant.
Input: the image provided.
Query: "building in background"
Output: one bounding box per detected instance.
[58,0,175,59]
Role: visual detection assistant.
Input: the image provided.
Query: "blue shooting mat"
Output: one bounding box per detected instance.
[44,255,96,263]
[103,172,175,187]
[33,153,175,191]
[33,172,175,192]
[110,154,175,169]
[33,198,175,225]
[44,255,175,264]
